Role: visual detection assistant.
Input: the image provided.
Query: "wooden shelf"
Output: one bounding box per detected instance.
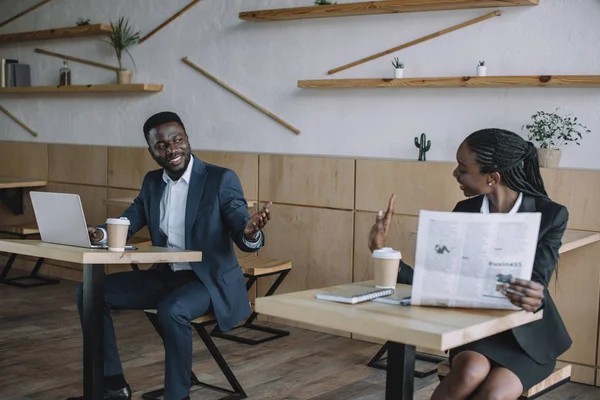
[0,24,112,44]
[0,84,163,94]
[240,0,538,22]
[298,75,600,88]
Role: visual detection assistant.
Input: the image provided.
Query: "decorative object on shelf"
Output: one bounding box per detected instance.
[414,133,431,161]
[327,11,501,75]
[76,18,91,26]
[239,0,537,22]
[104,17,141,84]
[392,57,404,78]
[59,60,71,86]
[297,75,600,88]
[0,0,54,28]
[182,57,300,135]
[139,0,203,44]
[0,105,38,137]
[522,108,591,168]
[0,24,112,45]
[1,59,31,88]
[35,48,120,72]
[0,84,163,94]
[477,60,486,76]
[315,0,337,5]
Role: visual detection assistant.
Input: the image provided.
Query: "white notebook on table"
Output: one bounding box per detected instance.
[316,286,394,304]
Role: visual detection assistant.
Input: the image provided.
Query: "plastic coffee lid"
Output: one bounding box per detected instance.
[372,247,402,259]
[106,217,130,226]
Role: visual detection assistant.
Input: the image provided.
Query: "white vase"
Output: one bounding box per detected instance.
[117,69,132,84]
[477,66,487,76]
[394,68,404,79]
[537,148,562,168]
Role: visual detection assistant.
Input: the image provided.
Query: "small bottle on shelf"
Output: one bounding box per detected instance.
[59,60,71,86]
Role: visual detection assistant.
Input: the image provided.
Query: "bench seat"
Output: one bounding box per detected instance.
[237,253,292,276]
[437,360,571,399]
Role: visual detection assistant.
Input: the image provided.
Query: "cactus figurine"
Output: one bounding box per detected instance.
[414,133,431,161]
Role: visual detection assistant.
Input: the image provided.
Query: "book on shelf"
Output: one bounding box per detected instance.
[1,59,31,87]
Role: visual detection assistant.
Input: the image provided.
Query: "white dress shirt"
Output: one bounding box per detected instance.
[99,157,262,271]
[480,192,523,214]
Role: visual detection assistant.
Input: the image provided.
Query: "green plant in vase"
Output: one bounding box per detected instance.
[521,108,591,168]
[104,16,142,84]
[314,0,337,5]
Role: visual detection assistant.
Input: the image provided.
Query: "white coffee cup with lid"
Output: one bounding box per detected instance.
[372,247,402,289]
[106,217,130,252]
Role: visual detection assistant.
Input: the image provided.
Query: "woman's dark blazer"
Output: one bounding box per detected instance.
[397,194,572,364]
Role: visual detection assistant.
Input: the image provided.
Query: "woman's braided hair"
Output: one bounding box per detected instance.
[464,128,548,198]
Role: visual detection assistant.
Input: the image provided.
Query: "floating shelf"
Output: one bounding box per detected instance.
[0,24,112,44]
[298,75,600,88]
[240,0,538,22]
[0,84,163,94]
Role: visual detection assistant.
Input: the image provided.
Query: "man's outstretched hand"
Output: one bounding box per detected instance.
[87,226,104,243]
[244,202,272,240]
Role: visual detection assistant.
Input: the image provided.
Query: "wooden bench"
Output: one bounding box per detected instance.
[210,253,292,345]
[0,224,58,288]
[437,359,572,399]
[142,309,246,400]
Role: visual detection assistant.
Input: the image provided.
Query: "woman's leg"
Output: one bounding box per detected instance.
[470,366,523,400]
[431,351,491,400]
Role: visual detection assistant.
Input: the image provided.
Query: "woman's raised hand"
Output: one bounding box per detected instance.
[368,194,396,252]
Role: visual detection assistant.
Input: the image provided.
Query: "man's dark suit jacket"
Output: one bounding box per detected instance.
[398,194,572,365]
[118,155,257,331]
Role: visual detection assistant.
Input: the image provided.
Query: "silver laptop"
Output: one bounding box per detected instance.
[29,191,133,249]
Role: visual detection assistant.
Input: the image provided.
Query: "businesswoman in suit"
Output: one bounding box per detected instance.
[368,128,571,400]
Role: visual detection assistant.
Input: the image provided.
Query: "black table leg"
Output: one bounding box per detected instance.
[386,342,416,400]
[83,264,105,400]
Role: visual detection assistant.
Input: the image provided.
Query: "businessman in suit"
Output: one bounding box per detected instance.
[68,111,271,400]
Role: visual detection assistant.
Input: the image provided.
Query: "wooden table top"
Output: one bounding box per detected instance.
[255,281,542,351]
[0,177,47,189]
[0,239,202,265]
[104,197,257,208]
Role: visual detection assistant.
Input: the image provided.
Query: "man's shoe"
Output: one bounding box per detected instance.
[66,384,132,400]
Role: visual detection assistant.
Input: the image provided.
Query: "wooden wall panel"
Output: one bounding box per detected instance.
[353,212,418,282]
[259,155,355,209]
[106,188,150,240]
[48,144,107,186]
[47,183,107,227]
[194,151,259,201]
[0,141,48,180]
[356,159,464,214]
[257,204,354,295]
[550,242,600,367]
[107,147,156,190]
[542,168,600,231]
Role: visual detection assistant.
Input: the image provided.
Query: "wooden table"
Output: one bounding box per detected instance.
[0,239,202,400]
[104,196,257,208]
[0,177,47,214]
[256,281,542,400]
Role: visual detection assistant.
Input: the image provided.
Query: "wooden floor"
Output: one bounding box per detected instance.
[1,273,599,400]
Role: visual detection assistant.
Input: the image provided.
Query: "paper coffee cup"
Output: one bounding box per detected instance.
[106,217,130,252]
[372,247,402,289]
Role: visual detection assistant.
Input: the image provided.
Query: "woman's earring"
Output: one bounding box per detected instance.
[488,182,492,186]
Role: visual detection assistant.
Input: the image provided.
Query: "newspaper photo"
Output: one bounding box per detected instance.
[411,210,542,310]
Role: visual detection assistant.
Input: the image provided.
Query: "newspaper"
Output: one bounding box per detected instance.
[411,210,541,310]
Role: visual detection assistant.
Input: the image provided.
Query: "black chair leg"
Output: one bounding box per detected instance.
[368,341,444,378]
[130,263,140,271]
[211,270,291,345]
[142,312,247,400]
[1,256,58,288]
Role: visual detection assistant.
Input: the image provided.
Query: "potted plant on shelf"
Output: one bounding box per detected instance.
[314,0,337,4]
[104,16,142,84]
[522,108,591,168]
[392,57,404,78]
[477,60,486,76]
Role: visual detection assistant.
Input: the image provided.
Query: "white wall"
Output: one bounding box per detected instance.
[1,0,599,168]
